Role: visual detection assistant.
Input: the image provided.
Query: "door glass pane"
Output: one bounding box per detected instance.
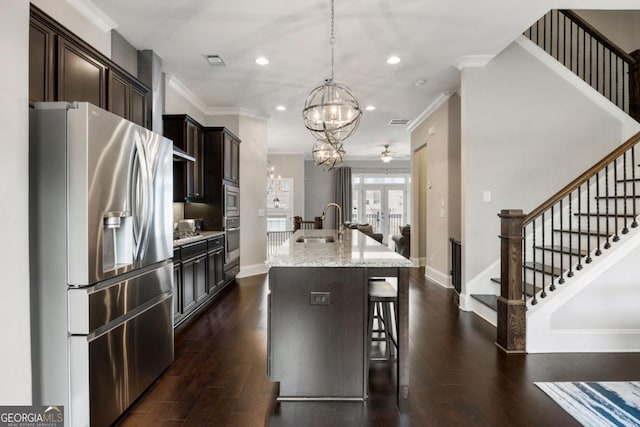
[364,190,382,232]
[387,189,405,235]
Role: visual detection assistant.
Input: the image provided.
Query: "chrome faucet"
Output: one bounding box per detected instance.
[322,203,344,239]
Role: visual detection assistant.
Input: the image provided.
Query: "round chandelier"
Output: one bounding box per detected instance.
[312,138,345,172]
[302,0,361,171]
[303,79,361,145]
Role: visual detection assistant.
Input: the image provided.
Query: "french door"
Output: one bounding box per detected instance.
[360,186,407,244]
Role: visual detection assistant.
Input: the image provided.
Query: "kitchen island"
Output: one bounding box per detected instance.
[266,229,412,401]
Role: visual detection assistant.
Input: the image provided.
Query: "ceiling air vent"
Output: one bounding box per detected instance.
[388,119,410,125]
[203,54,226,66]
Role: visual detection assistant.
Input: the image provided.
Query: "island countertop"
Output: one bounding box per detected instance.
[266,229,413,268]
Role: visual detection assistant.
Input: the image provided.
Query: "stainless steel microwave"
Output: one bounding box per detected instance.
[224,184,239,217]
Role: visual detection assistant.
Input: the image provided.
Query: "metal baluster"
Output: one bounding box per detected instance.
[616,55,619,109]
[614,157,620,242]
[605,165,611,249]
[596,171,602,256]
[550,206,556,291]
[596,41,600,96]
[586,177,592,263]
[577,183,583,270]
[582,26,585,81]
[539,215,546,299]
[568,190,574,277]
[609,49,613,104]
[632,146,638,228]
[523,225,527,306]
[543,12,547,52]
[559,199,565,284]
[522,219,538,305]
[623,152,629,234]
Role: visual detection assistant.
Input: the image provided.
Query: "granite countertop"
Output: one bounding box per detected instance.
[173,230,224,247]
[266,229,413,268]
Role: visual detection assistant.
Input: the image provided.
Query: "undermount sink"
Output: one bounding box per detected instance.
[296,235,336,243]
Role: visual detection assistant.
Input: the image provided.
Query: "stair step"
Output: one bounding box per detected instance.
[524,262,564,276]
[490,277,541,297]
[470,294,498,311]
[574,212,636,218]
[533,245,588,256]
[553,228,611,237]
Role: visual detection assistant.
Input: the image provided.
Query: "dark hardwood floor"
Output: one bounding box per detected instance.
[116,267,640,426]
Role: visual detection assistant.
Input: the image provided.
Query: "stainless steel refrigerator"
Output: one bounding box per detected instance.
[29,102,174,427]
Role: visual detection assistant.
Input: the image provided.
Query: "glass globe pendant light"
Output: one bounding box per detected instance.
[312,137,345,172]
[303,0,361,171]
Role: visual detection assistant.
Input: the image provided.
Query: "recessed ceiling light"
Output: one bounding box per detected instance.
[386,56,401,65]
[255,56,269,65]
[365,105,376,111]
[414,78,426,86]
[204,54,226,66]
[276,105,286,111]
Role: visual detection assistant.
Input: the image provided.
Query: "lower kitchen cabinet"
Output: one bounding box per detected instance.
[173,234,227,328]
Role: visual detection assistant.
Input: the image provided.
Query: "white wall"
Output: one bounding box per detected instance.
[0,0,32,404]
[304,161,337,229]
[236,116,268,277]
[163,75,207,125]
[410,96,461,286]
[460,38,631,292]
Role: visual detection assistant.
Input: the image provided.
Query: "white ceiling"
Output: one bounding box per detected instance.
[89,0,640,160]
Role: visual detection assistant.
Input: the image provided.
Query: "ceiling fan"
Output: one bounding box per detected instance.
[380,144,394,163]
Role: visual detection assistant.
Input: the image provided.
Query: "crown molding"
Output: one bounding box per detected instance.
[452,55,495,71]
[406,91,455,133]
[204,107,269,121]
[166,76,269,120]
[66,0,118,33]
[166,75,209,114]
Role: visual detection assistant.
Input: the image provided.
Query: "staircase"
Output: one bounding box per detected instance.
[469,9,640,352]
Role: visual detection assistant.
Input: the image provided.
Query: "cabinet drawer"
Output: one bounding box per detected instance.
[181,241,207,260]
[208,236,224,250]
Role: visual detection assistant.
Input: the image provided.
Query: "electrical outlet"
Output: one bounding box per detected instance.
[310,292,330,306]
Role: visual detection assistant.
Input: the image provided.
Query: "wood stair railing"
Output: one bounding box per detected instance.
[497,131,640,352]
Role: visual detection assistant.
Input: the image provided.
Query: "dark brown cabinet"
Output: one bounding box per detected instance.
[29,5,150,128]
[163,115,205,202]
[207,237,225,294]
[173,235,225,328]
[29,16,55,105]
[57,37,105,108]
[223,131,240,183]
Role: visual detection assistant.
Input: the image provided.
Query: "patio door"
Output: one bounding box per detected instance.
[361,186,407,244]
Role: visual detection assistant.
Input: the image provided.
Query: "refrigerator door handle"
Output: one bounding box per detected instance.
[131,133,151,262]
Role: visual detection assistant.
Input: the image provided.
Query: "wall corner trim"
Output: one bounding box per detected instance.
[407,91,455,133]
[452,55,495,71]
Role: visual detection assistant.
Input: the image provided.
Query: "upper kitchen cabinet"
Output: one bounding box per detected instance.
[205,128,240,184]
[163,115,205,202]
[58,37,106,108]
[108,69,149,128]
[29,16,55,105]
[223,131,241,184]
[29,5,151,128]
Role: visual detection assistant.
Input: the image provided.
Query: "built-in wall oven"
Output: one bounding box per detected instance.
[225,216,240,264]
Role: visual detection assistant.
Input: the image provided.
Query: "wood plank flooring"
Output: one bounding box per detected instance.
[116,267,640,426]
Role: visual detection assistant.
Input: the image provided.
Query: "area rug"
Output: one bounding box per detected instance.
[535,381,640,426]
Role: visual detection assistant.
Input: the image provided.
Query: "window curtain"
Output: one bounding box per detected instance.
[334,167,352,227]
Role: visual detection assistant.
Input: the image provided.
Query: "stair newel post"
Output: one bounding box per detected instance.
[497,209,526,353]
[628,50,640,122]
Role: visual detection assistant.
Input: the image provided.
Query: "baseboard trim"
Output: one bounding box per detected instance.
[425,266,452,288]
[237,263,268,278]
